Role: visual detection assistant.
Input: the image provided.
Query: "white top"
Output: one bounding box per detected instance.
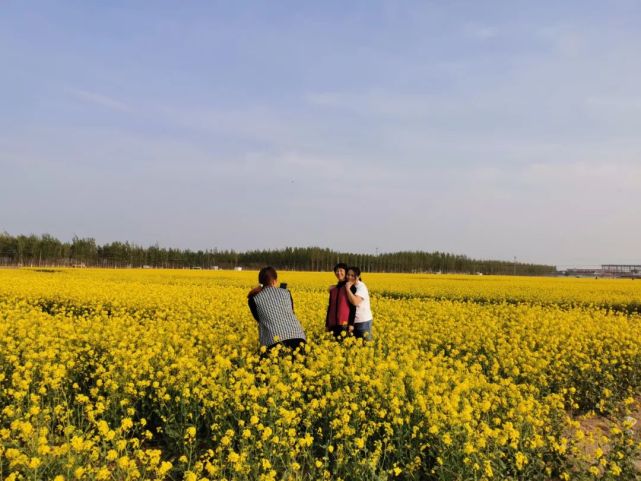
[353,281,373,323]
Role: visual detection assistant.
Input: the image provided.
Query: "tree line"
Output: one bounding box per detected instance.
[0,232,556,275]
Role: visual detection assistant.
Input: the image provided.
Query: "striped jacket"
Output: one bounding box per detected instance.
[248,287,306,347]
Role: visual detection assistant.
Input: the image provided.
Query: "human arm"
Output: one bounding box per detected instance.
[347,285,357,328]
[345,282,363,306]
[248,296,259,322]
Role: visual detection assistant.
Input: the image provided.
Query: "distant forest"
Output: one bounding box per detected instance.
[0,232,556,275]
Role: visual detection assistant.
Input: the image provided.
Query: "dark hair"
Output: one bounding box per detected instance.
[258,266,278,286]
[333,262,348,273]
[347,266,362,280]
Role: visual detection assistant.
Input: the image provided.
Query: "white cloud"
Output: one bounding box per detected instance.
[305,92,342,107]
[586,96,641,112]
[524,161,641,189]
[536,25,584,56]
[68,88,131,112]
[464,24,498,40]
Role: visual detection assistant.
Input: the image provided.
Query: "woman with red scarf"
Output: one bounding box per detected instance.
[325,263,356,339]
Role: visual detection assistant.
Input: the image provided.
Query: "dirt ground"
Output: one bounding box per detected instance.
[575,399,641,473]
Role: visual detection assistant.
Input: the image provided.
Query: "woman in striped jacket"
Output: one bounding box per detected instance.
[248,266,306,356]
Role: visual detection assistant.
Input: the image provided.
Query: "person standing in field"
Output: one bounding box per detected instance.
[247,266,306,356]
[325,262,356,339]
[345,266,373,340]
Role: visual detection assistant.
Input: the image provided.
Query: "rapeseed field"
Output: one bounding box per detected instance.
[1,269,641,480]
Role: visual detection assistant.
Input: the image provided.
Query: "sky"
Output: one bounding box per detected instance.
[1,1,640,267]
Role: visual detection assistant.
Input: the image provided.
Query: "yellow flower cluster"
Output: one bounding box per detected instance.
[0,268,640,480]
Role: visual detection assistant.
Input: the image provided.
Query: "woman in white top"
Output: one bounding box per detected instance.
[344,266,373,340]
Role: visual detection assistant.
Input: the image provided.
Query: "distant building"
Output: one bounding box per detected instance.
[234,266,243,271]
[601,265,641,278]
[561,265,641,278]
[564,268,600,277]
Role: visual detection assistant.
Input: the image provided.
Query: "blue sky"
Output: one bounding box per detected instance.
[1,1,640,266]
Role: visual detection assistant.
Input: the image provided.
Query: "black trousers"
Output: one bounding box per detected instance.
[330,325,349,340]
[262,338,306,359]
